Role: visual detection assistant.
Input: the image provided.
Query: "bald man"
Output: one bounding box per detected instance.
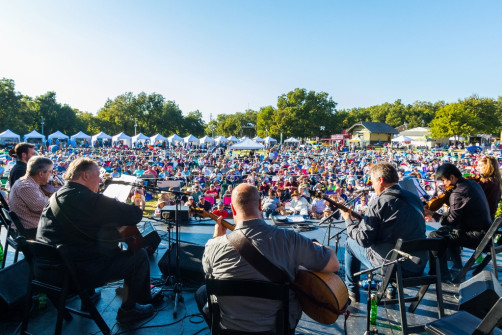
[195,183,339,333]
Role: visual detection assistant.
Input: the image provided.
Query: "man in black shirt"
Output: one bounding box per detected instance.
[8,142,36,188]
[425,163,492,280]
[37,158,154,323]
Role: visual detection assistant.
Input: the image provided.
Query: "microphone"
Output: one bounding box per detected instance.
[392,249,421,265]
[355,187,373,195]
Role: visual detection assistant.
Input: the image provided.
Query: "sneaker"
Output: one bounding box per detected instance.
[116,303,154,323]
[348,290,360,304]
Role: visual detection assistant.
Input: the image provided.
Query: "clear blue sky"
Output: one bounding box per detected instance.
[1,1,501,122]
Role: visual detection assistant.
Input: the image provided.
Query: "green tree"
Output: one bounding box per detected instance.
[182,110,206,137]
[256,106,275,137]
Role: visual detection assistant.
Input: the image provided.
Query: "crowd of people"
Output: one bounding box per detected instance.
[1,140,501,330]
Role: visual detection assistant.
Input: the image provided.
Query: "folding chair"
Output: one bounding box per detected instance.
[452,217,502,284]
[0,208,26,268]
[425,297,502,335]
[17,237,110,335]
[376,238,446,334]
[206,278,290,335]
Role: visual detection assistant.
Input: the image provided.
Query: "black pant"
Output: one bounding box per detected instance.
[76,248,151,309]
[428,227,485,278]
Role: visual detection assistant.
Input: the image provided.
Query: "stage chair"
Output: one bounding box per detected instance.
[425,297,502,335]
[376,238,446,334]
[0,208,26,268]
[206,278,290,335]
[452,217,502,284]
[17,237,110,335]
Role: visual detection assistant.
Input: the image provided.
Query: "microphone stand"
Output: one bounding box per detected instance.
[354,256,409,335]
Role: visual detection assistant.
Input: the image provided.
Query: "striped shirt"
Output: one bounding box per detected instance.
[8,175,48,230]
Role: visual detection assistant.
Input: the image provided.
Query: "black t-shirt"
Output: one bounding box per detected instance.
[9,161,27,188]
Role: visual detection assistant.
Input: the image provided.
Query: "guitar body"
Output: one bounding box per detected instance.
[117,225,144,252]
[294,269,349,324]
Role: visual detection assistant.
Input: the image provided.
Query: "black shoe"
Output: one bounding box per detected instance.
[116,303,154,323]
[385,286,396,300]
[348,290,360,304]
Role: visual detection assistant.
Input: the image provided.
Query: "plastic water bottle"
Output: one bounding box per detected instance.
[475,255,484,264]
[370,293,377,326]
[0,243,3,264]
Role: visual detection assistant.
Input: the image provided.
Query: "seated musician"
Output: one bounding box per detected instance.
[36,158,154,323]
[424,163,492,280]
[195,183,339,333]
[475,156,502,221]
[340,162,427,303]
[9,156,53,239]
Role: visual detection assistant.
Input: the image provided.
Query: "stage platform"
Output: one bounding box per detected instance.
[1,217,500,334]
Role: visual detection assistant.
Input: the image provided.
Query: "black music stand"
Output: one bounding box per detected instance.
[354,256,410,335]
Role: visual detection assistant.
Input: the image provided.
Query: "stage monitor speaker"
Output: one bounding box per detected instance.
[161,205,190,223]
[158,243,204,285]
[459,270,502,326]
[0,259,29,320]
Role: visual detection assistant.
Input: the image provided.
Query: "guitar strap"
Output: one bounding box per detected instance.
[226,229,289,283]
[227,229,345,315]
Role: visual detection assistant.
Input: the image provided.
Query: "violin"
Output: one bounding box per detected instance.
[309,190,363,221]
[425,185,455,211]
[40,175,65,197]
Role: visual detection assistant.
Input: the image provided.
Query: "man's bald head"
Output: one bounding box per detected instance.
[231,183,260,217]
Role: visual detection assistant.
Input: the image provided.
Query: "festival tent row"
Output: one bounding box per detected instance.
[0,129,21,145]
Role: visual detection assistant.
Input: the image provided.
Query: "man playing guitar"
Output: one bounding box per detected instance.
[195,183,339,333]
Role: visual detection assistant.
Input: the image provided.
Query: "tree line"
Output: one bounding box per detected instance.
[1,78,501,140]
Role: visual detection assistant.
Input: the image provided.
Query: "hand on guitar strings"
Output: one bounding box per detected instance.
[212,216,227,238]
[339,206,354,221]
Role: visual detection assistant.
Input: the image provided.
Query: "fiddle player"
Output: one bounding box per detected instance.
[195,183,339,333]
[37,158,154,323]
[425,163,492,281]
[8,156,52,239]
[340,162,427,303]
[475,156,502,220]
[8,142,37,188]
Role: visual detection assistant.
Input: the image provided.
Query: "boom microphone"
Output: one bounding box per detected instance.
[392,249,421,265]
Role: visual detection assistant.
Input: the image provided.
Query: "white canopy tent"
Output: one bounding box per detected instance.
[199,135,215,145]
[253,136,264,143]
[229,139,265,150]
[391,135,413,143]
[70,131,92,146]
[112,132,132,147]
[0,129,21,144]
[150,133,168,145]
[168,134,184,145]
[184,134,200,146]
[48,131,69,143]
[264,136,277,145]
[239,136,249,142]
[132,133,150,145]
[23,130,46,143]
[227,135,239,142]
[215,136,228,144]
[284,137,300,143]
[91,131,112,146]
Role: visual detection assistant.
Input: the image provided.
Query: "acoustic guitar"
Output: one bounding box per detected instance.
[190,206,349,324]
[310,190,363,221]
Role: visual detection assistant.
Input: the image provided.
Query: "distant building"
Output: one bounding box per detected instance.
[346,122,398,145]
[399,127,448,147]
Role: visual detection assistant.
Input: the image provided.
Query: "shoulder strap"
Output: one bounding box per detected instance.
[226,230,289,283]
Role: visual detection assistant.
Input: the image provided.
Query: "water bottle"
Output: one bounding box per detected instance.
[475,255,484,264]
[0,243,3,264]
[370,293,377,326]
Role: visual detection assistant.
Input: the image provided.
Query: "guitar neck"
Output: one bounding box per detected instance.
[322,195,363,221]
[198,209,235,231]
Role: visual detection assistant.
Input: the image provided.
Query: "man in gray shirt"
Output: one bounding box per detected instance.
[341,162,427,303]
[195,183,339,333]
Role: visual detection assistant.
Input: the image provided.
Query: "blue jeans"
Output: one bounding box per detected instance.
[345,238,373,294]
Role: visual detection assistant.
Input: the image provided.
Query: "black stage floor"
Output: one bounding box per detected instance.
[1,218,500,335]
